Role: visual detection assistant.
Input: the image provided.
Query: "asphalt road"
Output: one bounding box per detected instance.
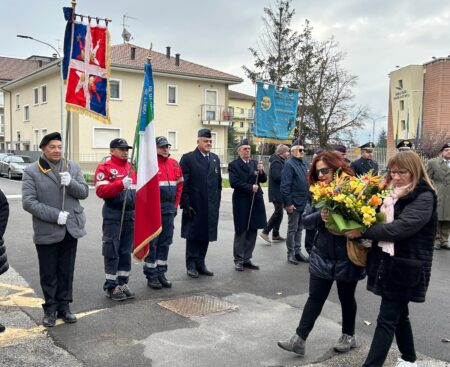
[0,176,449,366]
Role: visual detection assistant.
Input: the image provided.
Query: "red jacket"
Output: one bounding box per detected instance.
[157,155,183,214]
[95,155,137,211]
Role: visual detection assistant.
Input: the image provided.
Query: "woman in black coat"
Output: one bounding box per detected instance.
[345,151,437,367]
[0,189,10,333]
[278,152,365,356]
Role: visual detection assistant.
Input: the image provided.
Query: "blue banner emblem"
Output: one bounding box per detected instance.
[254,81,299,140]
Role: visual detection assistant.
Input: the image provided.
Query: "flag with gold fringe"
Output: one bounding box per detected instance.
[63,10,111,123]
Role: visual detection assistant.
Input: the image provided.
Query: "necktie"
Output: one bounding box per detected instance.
[205,154,210,162]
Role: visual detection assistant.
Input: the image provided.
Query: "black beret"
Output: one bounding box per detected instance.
[39,132,61,149]
[333,144,347,153]
[197,128,212,138]
[156,136,171,147]
[396,140,412,150]
[440,142,450,152]
[360,142,375,150]
[110,138,132,149]
[237,139,250,148]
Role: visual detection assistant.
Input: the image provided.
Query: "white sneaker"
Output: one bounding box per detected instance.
[395,358,418,367]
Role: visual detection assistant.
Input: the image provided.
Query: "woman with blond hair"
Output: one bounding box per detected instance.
[345,151,437,367]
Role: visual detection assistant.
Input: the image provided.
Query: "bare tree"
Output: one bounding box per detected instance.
[417,129,450,159]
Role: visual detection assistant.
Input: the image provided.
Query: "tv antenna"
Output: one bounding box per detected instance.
[122,14,137,43]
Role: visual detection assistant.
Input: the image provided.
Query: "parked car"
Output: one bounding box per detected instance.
[0,155,33,179]
[0,153,13,162]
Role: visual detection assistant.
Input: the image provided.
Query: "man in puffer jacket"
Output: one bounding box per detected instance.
[0,188,10,332]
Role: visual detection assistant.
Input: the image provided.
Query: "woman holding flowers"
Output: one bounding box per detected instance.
[278,151,366,356]
[345,151,437,367]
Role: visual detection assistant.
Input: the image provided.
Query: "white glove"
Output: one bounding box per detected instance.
[57,211,69,225]
[122,176,133,189]
[59,172,72,186]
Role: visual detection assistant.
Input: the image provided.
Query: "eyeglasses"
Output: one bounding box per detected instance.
[388,169,409,176]
[316,167,331,175]
[297,149,305,152]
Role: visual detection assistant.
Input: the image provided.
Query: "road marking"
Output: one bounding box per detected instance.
[0,281,43,308]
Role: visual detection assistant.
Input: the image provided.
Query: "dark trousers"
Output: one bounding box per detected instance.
[304,229,316,255]
[296,274,358,340]
[35,232,78,314]
[286,210,304,256]
[363,298,416,367]
[144,213,175,279]
[186,239,209,270]
[102,217,134,290]
[264,201,284,236]
[233,229,257,265]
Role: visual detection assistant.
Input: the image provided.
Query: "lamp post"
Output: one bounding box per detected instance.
[17,35,64,150]
[369,115,386,144]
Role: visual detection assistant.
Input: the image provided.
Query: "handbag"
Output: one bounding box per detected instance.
[346,238,368,267]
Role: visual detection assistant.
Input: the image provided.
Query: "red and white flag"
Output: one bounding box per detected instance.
[133,62,161,260]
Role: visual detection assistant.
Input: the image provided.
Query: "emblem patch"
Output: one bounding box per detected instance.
[110,168,118,175]
[96,172,105,180]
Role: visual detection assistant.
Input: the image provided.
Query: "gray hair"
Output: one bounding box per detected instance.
[276,144,289,154]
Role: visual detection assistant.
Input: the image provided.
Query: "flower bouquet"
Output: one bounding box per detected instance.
[309,172,388,266]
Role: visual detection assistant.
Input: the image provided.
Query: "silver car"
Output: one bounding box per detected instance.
[0,155,33,179]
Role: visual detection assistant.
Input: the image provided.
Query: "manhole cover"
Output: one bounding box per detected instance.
[158,295,238,317]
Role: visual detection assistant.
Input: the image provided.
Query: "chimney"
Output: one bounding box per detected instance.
[38,60,43,67]
[52,53,58,59]
[166,46,171,59]
[130,46,136,60]
[175,53,180,66]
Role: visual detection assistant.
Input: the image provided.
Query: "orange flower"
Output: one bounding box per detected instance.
[369,195,382,206]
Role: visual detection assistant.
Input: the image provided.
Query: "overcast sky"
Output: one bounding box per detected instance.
[2,0,450,144]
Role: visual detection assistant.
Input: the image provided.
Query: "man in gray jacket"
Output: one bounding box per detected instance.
[22,132,89,327]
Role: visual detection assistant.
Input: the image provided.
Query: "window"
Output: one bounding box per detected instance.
[211,132,218,149]
[41,85,47,103]
[24,105,30,121]
[167,131,177,148]
[240,108,244,114]
[0,114,4,135]
[228,106,234,117]
[248,109,254,118]
[240,122,244,128]
[205,89,218,120]
[398,80,403,89]
[33,87,39,105]
[15,94,20,110]
[399,100,404,111]
[401,120,406,131]
[33,129,39,150]
[93,127,120,148]
[0,91,4,107]
[167,85,177,105]
[110,80,121,99]
[41,129,47,141]
[16,131,21,141]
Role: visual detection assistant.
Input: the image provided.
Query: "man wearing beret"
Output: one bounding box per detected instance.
[333,144,351,163]
[22,132,89,327]
[180,129,222,278]
[351,142,378,176]
[228,139,266,271]
[396,140,413,151]
[144,136,183,289]
[95,138,137,300]
[426,142,450,250]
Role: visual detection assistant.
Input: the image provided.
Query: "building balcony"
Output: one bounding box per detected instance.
[201,105,232,126]
[231,108,254,119]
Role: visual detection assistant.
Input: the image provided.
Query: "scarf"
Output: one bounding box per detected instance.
[378,184,411,256]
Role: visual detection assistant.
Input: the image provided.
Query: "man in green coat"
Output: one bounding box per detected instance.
[426,142,450,249]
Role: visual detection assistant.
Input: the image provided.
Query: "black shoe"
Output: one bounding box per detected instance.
[147,277,163,289]
[0,323,5,333]
[235,262,244,271]
[295,252,309,263]
[57,310,77,324]
[197,267,214,276]
[272,235,286,241]
[42,312,57,327]
[287,255,299,265]
[158,274,172,288]
[243,261,260,270]
[187,269,199,278]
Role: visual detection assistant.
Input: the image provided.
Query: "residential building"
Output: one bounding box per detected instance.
[1,44,242,170]
[228,90,255,142]
[387,58,450,156]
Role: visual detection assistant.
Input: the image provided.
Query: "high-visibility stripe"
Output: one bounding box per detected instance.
[95,180,110,187]
[105,273,117,280]
[144,262,157,268]
[156,260,167,265]
[117,271,130,276]
[159,181,177,186]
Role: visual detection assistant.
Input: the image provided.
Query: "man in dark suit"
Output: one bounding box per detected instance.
[180,129,222,278]
[351,142,379,176]
[228,139,267,271]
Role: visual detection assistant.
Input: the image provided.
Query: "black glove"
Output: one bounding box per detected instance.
[185,206,197,219]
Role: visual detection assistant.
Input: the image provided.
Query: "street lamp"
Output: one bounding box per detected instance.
[17,34,64,151]
[369,115,386,144]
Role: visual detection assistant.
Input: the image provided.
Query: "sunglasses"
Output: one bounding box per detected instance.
[316,167,331,175]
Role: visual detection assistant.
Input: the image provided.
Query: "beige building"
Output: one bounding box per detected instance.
[387,58,450,155]
[228,90,255,142]
[1,44,242,170]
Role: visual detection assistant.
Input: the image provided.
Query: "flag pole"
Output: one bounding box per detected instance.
[118,51,152,240]
[246,140,264,231]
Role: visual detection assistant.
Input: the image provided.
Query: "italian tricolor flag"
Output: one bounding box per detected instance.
[133,62,161,260]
